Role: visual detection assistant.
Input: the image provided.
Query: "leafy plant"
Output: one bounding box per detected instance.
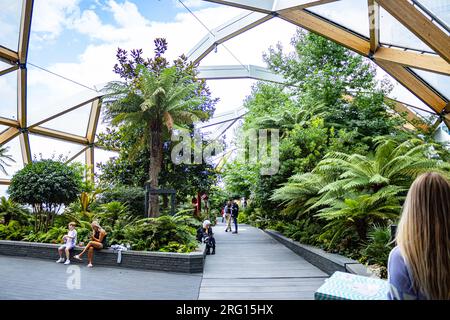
[0,196,30,226]
[123,213,200,252]
[103,39,215,217]
[7,159,82,232]
[98,185,145,216]
[0,146,15,175]
[361,224,393,267]
[0,220,31,240]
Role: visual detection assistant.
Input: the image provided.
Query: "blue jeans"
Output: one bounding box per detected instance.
[232,216,238,232]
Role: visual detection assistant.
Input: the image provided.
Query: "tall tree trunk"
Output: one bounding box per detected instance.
[148,121,163,217]
[33,205,38,233]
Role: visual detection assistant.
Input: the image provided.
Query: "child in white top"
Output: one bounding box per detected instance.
[56,222,77,265]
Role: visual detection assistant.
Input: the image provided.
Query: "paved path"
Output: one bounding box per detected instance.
[198,222,328,300]
[0,222,327,300]
[0,256,202,300]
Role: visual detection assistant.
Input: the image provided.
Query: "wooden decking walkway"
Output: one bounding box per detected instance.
[0,222,328,300]
[199,222,328,300]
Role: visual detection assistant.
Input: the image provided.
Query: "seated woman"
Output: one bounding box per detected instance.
[74,221,107,268]
[197,220,215,255]
[388,172,450,300]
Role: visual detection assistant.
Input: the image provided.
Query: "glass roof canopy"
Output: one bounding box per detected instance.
[0,0,449,186]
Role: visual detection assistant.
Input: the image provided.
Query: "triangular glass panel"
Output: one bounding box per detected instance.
[211,17,297,67]
[0,60,13,73]
[0,0,22,51]
[0,69,17,120]
[27,63,100,126]
[94,148,119,175]
[417,0,450,30]
[36,102,92,137]
[306,0,370,38]
[0,136,24,180]
[0,185,9,199]
[374,62,437,117]
[183,5,254,62]
[94,120,109,141]
[380,7,434,53]
[28,134,87,163]
[410,68,450,100]
[69,149,86,167]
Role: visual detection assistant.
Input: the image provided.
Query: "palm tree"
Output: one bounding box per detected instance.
[314,137,450,198]
[252,102,326,137]
[104,65,207,217]
[316,188,401,246]
[271,172,327,218]
[0,196,29,225]
[272,137,450,244]
[0,146,14,175]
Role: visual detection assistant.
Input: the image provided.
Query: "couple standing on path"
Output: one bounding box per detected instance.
[224,200,239,234]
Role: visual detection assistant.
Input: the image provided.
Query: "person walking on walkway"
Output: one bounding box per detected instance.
[74,221,107,268]
[224,201,232,232]
[387,172,450,300]
[231,200,239,234]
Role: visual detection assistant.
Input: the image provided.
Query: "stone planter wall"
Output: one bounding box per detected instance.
[264,229,376,277]
[0,240,206,273]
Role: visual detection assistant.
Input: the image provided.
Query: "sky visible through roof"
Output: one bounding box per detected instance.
[0,0,449,197]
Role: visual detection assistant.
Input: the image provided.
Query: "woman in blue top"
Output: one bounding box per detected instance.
[388,172,450,300]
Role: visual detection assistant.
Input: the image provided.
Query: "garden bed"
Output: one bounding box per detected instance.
[264,229,377,278]
[0,240,206,273]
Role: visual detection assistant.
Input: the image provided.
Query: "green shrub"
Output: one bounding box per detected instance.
[159,241,197,253]
[245,207,273,229]
[123,213,200,252]
[269,221,286,233]
[281,218,324,245]
[98,185,145,216]
[23,226,67,244]
[0,220,31,240]
[8,159,82,232]
[360,224,393,268]
[237,209,250,224]
[0,197,31,226]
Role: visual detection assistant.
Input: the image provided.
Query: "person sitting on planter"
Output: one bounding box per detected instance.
[56,222,77,265]
[73,221,107,268]
[388,172,450,300]
[197,220,215,255]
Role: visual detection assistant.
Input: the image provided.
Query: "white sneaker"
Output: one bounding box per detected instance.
[87,263,93,268]
[56,258,65,263]
[64,260,71,265]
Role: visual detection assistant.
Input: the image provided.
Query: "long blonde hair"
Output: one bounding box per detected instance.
[396,172,450,300]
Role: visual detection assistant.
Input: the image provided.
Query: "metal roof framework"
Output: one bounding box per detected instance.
[191,0,449,126]
[1,0,449,185]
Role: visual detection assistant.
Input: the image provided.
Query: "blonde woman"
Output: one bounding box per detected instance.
[74,221,107,268]
[388,172,450,300]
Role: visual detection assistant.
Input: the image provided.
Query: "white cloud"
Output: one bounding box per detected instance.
[107,0,150,27]
[32,0,81,41]
[0,0,22,49]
